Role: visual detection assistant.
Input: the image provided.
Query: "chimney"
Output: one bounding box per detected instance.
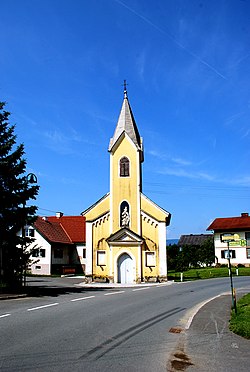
[56,212,64,218]
[42,216,47,221]
[241,212,249,217]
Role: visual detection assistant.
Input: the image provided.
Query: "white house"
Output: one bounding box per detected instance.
[23,214,86,275]
[207,212,250,267]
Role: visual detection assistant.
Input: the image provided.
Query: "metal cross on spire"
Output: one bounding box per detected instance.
[123,79,128,98]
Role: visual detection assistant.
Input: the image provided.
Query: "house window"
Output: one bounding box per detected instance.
[24,228,35,237]
[221,250,236,259]
[145,252,155,267]
[246,248,250,259]
[54,248,63,259]
[120,201,130,227]
[97,251,106,266]
[35,266,41,270]
[245,232,250,246]
[32,249,46,258]
[83,248,86,259]
[120,157,130,177]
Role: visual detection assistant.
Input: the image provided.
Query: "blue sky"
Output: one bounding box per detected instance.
[1,0,250,239]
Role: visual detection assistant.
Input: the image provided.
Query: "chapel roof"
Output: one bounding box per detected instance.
[34,215,86,244]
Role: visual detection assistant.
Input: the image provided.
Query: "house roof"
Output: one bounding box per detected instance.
[34,216,86,244]
[108,90,143,159]
[207,213,250,232]
[178,234,212,246]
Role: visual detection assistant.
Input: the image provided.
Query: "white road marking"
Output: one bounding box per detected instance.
[104,291,125,296]
[132,287,150,291]
[185,293,227,329]
[0,313,11,318]
[71,296,95,302]
[27,303,59,311]
[156,283,170,287]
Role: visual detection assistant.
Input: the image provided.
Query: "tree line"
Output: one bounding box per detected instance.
[167,237,215,272]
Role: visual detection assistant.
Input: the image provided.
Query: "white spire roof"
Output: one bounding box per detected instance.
[109,91,143,158]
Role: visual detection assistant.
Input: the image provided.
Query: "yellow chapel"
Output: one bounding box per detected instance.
[82,87,171,283]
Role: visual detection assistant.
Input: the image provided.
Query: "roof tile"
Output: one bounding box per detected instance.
[207,214,250,231]
[178,234,212,246]
[34,216,85,244]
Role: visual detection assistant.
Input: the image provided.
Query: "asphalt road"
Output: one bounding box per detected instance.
[0,277,249,371]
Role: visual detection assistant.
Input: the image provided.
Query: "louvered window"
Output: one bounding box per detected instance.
[120,157,130,177]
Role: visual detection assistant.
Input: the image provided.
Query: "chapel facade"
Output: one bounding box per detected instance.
[82,87,171,283]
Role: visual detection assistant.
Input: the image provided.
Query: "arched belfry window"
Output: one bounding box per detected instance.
[120,157,130,177]
[120,201,130,228]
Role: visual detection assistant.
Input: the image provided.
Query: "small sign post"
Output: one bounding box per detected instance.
[221,234,239,313]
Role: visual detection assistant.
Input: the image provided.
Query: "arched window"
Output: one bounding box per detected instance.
[120,157,130,177]
[120,201,130,227]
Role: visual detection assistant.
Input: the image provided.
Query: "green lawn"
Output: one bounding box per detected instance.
[167,266,250,281]
[229,293,250,339]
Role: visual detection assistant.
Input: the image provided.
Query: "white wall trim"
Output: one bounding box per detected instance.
[110,153,113,234]
[158,222,167,276]
[85,222,93,275]
[137,152,141,235]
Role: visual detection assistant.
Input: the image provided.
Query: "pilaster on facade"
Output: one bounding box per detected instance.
[158,222,167,277]
[85,222,93,276]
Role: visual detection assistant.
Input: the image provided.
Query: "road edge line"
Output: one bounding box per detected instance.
[185,292,228,330]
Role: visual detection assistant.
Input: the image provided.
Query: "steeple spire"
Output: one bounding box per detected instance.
[108,83,144,162]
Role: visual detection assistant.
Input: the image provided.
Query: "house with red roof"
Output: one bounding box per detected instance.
[24,213,86,275]
[207,212,250,266]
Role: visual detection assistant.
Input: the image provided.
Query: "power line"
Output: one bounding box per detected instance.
[144,189,250,199]
[37,207,58,214]
[144,181,249,192]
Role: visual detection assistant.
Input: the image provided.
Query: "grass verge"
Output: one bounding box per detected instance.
[229,293,250,339]
[168,267,250,281]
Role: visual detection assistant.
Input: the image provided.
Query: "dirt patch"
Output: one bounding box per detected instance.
[171,357,193,371]
[167,342,193,371]
[174,352,190,361]
[170,351,193,371]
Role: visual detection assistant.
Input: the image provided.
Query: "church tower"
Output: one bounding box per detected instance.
[108,86,143,236]
[82,85,171,284]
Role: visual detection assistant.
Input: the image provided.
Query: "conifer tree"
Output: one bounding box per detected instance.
[0,102,39,288]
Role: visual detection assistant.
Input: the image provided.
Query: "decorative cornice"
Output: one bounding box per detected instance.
[141,211,158,227]
[92,213,110,227]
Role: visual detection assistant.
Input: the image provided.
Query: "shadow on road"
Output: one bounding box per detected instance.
[24,285,108,298]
